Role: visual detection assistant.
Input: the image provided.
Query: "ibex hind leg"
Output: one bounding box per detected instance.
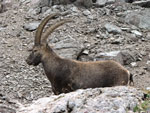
[128,73,134,86]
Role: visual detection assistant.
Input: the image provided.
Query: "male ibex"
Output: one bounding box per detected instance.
[26,13,133,95]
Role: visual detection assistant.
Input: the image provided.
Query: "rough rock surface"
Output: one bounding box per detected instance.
[125,9,150,30]
[17,86,143,113]
[17,86,144,113]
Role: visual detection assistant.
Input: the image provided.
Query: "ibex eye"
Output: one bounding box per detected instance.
[33,50,38,52]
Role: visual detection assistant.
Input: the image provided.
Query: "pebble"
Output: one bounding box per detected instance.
[82,49,89,55]
[71,6,79,13]
[83,10,91,16]
[23,22,40,31]
[131,62,137,67]
[104,23,122,34]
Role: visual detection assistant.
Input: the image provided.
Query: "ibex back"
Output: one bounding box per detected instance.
[26,13,133,95]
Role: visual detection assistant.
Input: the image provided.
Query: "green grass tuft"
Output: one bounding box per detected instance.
[133,91,150,113]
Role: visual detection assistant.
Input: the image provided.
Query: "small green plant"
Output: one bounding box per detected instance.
[133,90,150,113]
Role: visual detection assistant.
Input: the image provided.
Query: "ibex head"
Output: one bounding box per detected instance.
[26,13,72,66]
[26,45,43,66]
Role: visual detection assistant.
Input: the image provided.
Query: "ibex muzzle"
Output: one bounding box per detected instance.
[26,46,42,66]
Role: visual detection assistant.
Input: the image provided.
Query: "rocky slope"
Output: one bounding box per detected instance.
[0,0,150,112]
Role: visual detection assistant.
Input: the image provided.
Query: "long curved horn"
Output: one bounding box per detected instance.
[35,13,60,46]
[41,19,73,44]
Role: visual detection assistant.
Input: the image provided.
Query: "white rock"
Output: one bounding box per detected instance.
[146,61,150,64]
[0,27,6,31]
[131,30,142,37]
[97,51,120,57]
[83,10,91,16]
[82,49,89,55]
[131,62,137,67]
[23,22,40,31]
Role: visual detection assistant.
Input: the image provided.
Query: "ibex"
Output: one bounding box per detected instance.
[26,13,133,95]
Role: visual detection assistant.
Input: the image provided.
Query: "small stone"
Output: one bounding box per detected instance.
[96,34,100,38]
[104,23,122,34]
[86,44,91,47]
[146,61,150,65]
[131,62,137,67]
[87,15,94,20]
[111,38,123,44]
[71,6,79,13]
[83,10,91,16]
[82,50,89,55]
[17,92,23,98]
[67,100,75,111]
[146,32,150,40]
[121,27,130,32]
[96,51,120,57]
[23,22,40,31]
[131,30,142,37]
[0,27,6,31]
[140,51,146,56]
[95,0,107,7]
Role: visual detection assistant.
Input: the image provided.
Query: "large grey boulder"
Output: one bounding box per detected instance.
[125,9,150,30]
[95,51,140,65]
[17,86,143,113]
[133,0,150,8]
[53,37,84,59]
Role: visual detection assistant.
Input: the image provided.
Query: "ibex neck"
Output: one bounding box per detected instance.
[41,50,63,83]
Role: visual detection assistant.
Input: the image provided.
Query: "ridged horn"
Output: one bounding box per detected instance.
[35,13,60,46]
[41,19,73,44]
